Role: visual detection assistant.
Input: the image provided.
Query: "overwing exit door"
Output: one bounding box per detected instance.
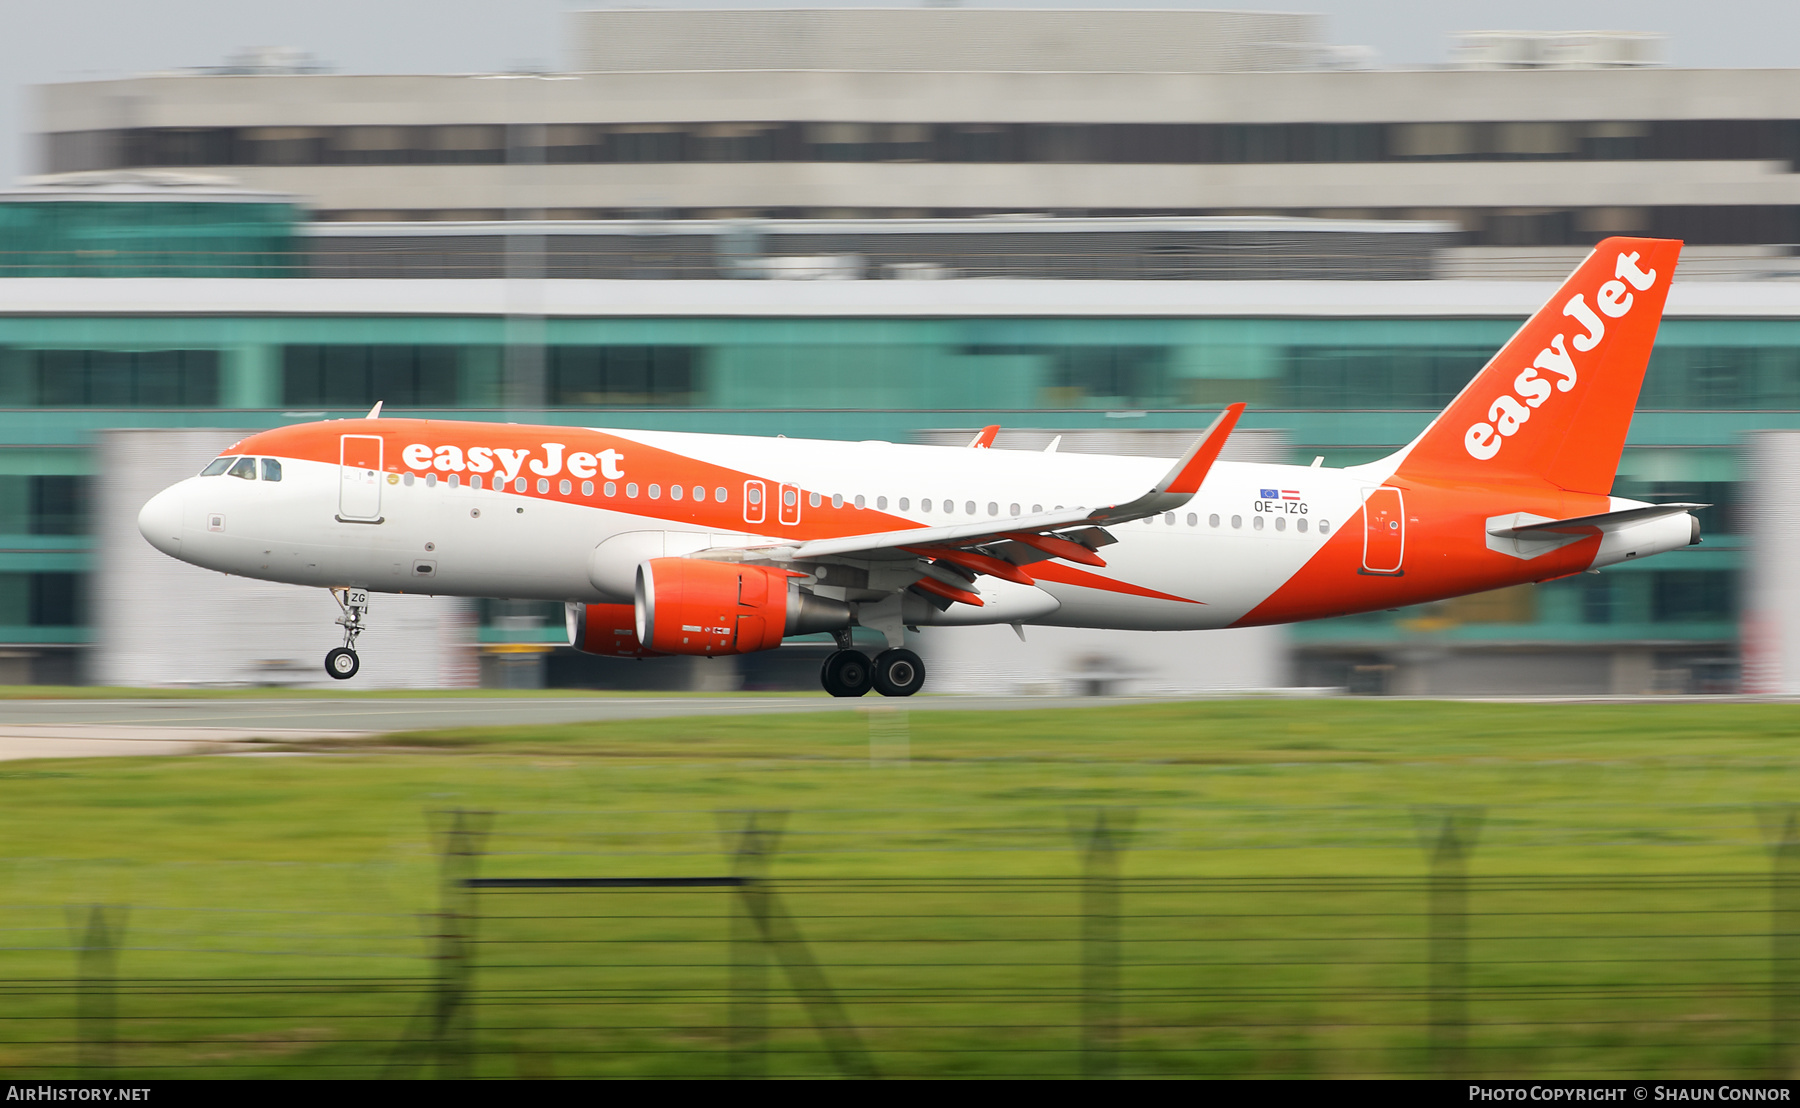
[1361,486,1404,575]
[338,435,384,522]
[743,480,766,526]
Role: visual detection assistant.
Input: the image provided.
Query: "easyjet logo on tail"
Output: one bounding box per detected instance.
[1463,251,1660,462]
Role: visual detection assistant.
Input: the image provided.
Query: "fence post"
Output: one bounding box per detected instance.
[1074,808,1133,1079]
[727,810,782,1079]
[1415,806,1483,1077]
[1765,806,1800,1077]
[430,808,492,1079]
[722,809,875,1079]
[69,905,125,1078]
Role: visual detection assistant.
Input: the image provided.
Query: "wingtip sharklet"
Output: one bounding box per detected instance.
[1158,402,1245,496]
[1084,402,1246,525]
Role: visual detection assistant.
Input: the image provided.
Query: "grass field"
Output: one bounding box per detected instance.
[2,698,1800,1078]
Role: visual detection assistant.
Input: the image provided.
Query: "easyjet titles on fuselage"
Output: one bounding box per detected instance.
[398,441,627,483]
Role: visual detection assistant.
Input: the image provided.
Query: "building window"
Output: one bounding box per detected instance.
[1651,571,1736,623]
[55,119,1800,175]
[547,346,699,406]
[1041,347,1171,408]
[282,345,460,407]
[0,476,87,536]
[1283,346,1490,409]
[0,572,83,627]
[1582,577,1614,624]
[8,349,219,407]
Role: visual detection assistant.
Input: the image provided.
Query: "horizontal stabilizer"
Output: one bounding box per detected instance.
[1487,503,1706,539]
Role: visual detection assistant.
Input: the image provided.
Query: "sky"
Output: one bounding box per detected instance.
[4,0,1800,186]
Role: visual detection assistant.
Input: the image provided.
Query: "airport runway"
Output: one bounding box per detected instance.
[0,695,1157,761]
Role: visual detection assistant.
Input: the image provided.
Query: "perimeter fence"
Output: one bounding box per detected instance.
[3,806,1800,1078]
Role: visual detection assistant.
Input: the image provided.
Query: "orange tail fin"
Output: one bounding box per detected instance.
[1392,236,1682,494]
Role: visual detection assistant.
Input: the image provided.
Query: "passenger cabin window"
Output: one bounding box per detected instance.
[260,458,282,482]
[200,457,235,477]
[227,457,257,480]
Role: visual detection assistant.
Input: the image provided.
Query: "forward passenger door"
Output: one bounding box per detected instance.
[338,435,383,522]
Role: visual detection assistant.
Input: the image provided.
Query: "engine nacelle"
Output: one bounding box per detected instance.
[635,557,851,656]
[565,602,666,658]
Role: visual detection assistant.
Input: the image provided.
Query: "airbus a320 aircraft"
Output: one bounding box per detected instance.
[138,237,1698,697]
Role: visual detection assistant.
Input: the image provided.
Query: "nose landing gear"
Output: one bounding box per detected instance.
[326,587,369,680]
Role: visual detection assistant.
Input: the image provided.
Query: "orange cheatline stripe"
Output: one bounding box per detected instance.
[1029,562,1202,605]
[913,577,984,607]
[999,531,1107,567]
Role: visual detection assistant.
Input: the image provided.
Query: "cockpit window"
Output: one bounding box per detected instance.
[228,457,258,480]
[260,458,282,482]
[201,457,235,477]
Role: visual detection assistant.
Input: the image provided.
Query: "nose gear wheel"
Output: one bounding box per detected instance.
[325,647,360,680]
[327,587,370,681]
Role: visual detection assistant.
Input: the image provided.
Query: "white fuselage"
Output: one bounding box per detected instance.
[142,428,1374,631]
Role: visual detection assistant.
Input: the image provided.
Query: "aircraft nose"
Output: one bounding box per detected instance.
[137,484,184,557]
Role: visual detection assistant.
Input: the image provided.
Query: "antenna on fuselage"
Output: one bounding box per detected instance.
[367,401,383,419]
[1044,435,1061,453]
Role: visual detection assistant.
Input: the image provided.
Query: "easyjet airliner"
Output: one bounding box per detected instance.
[137,237,1699,697]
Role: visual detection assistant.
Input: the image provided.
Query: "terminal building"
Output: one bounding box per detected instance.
[30,8,1800,264]
[0,9,1792,693]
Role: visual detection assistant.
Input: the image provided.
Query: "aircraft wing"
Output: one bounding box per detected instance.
[780,508,1098,562]
[704,404,1244,600]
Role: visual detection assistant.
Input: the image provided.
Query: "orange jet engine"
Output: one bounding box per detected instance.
[565,602,666,658]
[635,558,851,656]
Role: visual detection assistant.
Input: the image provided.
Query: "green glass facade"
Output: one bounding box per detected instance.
[0,310,1771,673]
[0,201,301,278]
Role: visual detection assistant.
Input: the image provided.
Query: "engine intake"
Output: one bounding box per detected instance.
[635,557,851,656]
[565,602,665,658]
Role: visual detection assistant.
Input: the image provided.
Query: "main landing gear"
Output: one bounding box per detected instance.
[326,587,369,680]
[819,645,926,698]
